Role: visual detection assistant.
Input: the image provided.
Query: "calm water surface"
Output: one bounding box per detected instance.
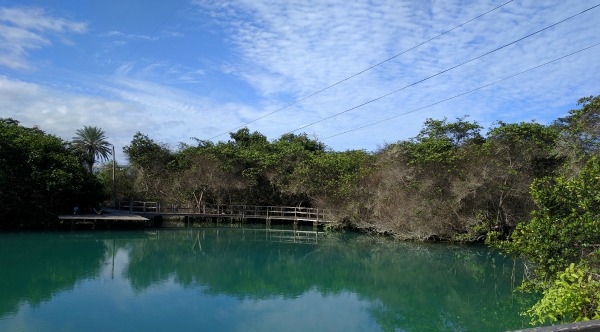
[0,227,535,331]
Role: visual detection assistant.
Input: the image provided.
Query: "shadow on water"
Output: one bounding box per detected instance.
[0,227,537,331]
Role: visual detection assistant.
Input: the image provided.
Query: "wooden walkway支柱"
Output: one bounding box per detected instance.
[116,201,333,226]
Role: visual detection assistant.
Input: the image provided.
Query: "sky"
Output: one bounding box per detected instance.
[0,0,599,162]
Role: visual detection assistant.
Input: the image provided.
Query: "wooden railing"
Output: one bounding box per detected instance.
[116,201,332,223]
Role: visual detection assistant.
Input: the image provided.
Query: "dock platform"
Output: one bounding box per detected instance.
[58,208,149,225]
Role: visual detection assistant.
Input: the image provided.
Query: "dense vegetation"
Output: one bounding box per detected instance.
[1,95,598,323]
[0,119,104,228]
[495,157,600,323]
[492,96,600,324]
[110,97,596,240]
[102,95,599,323]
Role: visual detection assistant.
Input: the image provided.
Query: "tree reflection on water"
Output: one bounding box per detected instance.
[0,228,535,331]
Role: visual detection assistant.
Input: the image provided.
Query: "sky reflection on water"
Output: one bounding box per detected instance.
[0,228,534,332]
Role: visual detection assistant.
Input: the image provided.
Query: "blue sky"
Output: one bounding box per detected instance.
[0,0,598,161]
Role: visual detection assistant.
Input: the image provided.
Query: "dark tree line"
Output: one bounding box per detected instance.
[0,119,104,228]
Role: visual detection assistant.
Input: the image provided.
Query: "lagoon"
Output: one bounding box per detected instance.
[0,227,535,331]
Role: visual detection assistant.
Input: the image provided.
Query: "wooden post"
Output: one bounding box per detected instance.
[112,145,117,208]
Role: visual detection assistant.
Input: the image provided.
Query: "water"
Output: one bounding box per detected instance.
[0,227,535,331]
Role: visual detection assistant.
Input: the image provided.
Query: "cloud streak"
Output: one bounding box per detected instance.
[1,1,598,155]
[0,6,87,70]
[192,0,600,148]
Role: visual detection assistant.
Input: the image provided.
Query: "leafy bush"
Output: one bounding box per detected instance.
[527,263,600,324]
[495,157,600,323]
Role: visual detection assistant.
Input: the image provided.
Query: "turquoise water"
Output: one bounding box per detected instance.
[0,227,535,331]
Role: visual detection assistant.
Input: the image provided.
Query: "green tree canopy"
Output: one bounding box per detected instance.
[0,119,104,227]
[495,157,600,323]
[72,126,112,172]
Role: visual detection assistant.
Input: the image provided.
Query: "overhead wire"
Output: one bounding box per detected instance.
[114,0,189,72]
[136,0,232,70]
[71,1,189,97]
[205,0,516,140]
[322,42,600,140]
[282,3,600,136]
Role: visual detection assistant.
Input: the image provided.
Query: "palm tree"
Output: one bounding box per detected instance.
[72,126,112,172]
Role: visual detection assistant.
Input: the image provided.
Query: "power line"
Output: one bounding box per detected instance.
[283,3,600,136]
[114,0,189,71]
[136,0,232,70]
[71,1,189,98]
[323,42,600,140]
[206,0,516,140]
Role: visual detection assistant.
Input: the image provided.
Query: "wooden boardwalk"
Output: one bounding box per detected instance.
[117,201,333,226]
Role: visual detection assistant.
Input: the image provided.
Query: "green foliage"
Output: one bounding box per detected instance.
[291,149,372,200]
[72,125,112,172]
[0,119,104,227]
[554,96,600,157]
[115,96,597,248]
[487,121,562,179]
[478,121,563,235]
[553,96,600,176]
[495,157,600,323]
[96,164,136,202]
[122,128,329,207]
[526,263,600,324]
[407,117,483,166]
[499,157,600,282]
[123,132,173,172]
[416,117,483,146]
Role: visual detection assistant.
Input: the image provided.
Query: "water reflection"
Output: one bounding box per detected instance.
[0,228,535,331]
[0,233,105,318]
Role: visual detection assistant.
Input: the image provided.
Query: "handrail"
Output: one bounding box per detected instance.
[116,201,332,223]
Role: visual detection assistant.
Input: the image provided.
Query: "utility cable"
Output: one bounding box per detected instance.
[206,0,516,140]
[323,42,600,140]
[114,0,189,73]
[283,3,600,135]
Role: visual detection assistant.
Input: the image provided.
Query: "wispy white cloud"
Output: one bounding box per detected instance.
[1,0,598,155]
[191,0,600,148]
[0,76,144,160]
[0,6,87,70]
[0,7,87,33]
[99,30,156,41]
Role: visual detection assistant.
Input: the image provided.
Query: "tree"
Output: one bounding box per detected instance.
[289,149,372,219]
[123,132,174,201]
[72,126,112,172]
[498,157,600,280]
[0,119,104,227]
[482,121,562,235]
[495,157,600,323]
[554,95,600,175]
